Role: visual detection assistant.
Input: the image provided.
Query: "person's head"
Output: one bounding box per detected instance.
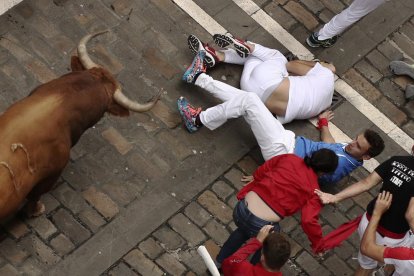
[261,232,291,271]
[304,148,338,175]
[345,129,384,160]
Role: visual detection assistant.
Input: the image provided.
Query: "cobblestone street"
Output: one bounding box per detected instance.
[0,0,413,275]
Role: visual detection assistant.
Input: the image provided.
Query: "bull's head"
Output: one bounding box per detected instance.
[76,30,160,114]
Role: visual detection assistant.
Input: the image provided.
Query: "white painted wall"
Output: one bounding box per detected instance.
[0,0,23,15]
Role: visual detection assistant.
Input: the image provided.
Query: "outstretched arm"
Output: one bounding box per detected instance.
[315,171,382,204]
[360,191,392,262]
[318,110,335,143]
[405,197,414,232]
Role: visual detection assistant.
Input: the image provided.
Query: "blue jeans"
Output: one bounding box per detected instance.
[216,199,280,265]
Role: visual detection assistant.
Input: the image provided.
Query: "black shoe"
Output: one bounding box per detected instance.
[306,32,338,48]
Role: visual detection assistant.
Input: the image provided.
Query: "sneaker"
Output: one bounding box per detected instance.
[306,32,338,48]
[182,50,207,84]
[177,96,202,133]
[213,34,251,58]
[188,34,220,68]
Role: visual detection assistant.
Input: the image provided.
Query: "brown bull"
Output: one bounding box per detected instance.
[0,31,160,220]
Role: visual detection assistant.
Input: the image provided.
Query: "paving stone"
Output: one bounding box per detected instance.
[4,218,29,239]
[375,97,407,126]
[319,8,335,24]
[123,249,164,276]
[50,233,75,256]
[400,21,414,42]
[151,101,182,130]
[82,186,119,220]
[354,59,383,84]
[143,47,180,80]
[155,130,192,160]
[203,219,229,245]
[153,226,186,251]
[0,264,19,276]
[279,216,299,233]
[52,182,89,214]
[346,204,364,220]
[392,32,414,59]
[184,202,212,227]
[334,240,356,260]
[341,68,382,103]
[41,193,60,214]
[236,155,258,175]
[366,49,392,76]
[224,167,244,190]
[52,208,91,245]
[197,191,233,224]
[320,0,345,14]
[139,237,164,259]
[377,39,404,61]
[300,0,324,13]
[213,4,258,39]
[26,216,58,240]
[101,127,133,155]
[284,1,319,31]
[295,250,323,275]
[353,191,374,209]
[127,152,160,181]
[168,213,206,246]
[108,261,138,276]
[19,257,45,276]
[101,181,137,207]
[0,238,29,265]
[20,235,61,265]
[393,75,414,90]
[402,120,414,137]
[264,2,297,31]
[156,253,187,276]
[212,180,235,201]
[378,78,406,107]
[323,254,353,275]
[227,194,238,209]
[179,249,207,275]
[78,206,107,233]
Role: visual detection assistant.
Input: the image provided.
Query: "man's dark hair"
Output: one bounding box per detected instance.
[363,129,384,157]
[262,232,291,270]
[305,148,338,174]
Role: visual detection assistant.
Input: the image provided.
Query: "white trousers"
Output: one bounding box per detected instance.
[318,0,386,40]
[196,74,295,161]
[357,213,414,269]
[223,43,288,102]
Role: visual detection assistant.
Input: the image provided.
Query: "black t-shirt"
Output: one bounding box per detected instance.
[366,156,414,234]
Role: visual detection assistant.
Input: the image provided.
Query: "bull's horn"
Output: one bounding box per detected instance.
[78,30,108,69]
[113,87,161,112]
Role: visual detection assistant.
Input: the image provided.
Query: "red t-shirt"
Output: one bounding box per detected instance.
[237,154,323,252]
[222,238,282,276]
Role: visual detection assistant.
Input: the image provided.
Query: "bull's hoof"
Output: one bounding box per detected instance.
[25,201,46,218]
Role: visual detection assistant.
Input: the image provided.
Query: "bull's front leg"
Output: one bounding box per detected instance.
[25,173,61,217]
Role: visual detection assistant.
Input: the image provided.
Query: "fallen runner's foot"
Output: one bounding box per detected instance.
[187,34,220,68]
[213,34,250,58]
[389,61,414,79]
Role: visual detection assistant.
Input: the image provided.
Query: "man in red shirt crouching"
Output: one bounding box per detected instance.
[222,225,291,275]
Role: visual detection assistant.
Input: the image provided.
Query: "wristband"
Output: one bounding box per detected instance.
[317,118,328,130]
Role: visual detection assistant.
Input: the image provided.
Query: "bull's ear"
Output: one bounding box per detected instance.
[71,56,85,71]
[108,103,130,117]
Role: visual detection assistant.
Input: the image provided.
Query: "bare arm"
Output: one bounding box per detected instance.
[360,191,392,262]
[318,110,335,143]
[405,197,414,232]
[315,171,382,204]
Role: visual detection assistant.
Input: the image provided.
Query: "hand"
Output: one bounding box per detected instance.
[318,110,334,121]
[314,189,337,204]
[256,225,274,243]
[241,175,254,183]
[373,191,392,216]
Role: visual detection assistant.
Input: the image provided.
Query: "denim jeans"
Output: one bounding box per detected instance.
[216,199,280,265]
